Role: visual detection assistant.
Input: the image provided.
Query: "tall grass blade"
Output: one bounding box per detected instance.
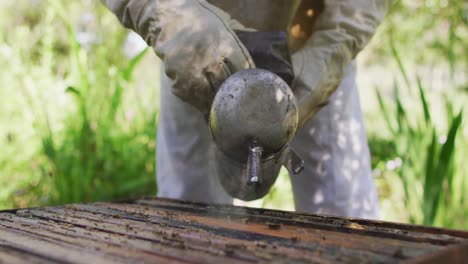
[123,48,149,81]
[443,94,455,124]
[390,36,411,94]
[448,17,456,78]
[440,112,463,194]
[376,88,395,135]
[417,77,431,127]
[394,80,409,134]
[425,111,463,224]
[423,129,438,225]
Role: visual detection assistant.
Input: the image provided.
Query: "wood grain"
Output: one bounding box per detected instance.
[0,197,466,263]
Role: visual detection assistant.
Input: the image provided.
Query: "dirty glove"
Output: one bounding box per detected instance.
[292,0,389,128]
[103,0,255,113]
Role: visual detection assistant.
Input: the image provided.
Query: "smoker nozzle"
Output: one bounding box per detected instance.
[246,142,305,186]
[246,142,263,185]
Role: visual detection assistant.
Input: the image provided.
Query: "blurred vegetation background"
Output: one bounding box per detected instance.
[0,0,466,229]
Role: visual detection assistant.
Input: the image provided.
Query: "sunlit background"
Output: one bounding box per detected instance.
[0,0,466,229]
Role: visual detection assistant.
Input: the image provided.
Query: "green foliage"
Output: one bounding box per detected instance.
[372,0,468,74]
[0,1,158,207]
[370,45,466,228]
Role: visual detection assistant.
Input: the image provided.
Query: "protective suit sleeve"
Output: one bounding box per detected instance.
[292,0,389,128]
[102,0,255,113]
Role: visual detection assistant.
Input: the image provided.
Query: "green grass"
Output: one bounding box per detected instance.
[367,43,467,228]
[0,1,159,208]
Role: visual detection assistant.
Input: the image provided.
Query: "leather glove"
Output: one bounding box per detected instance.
[102,0,255,113]
[292,0,389,128]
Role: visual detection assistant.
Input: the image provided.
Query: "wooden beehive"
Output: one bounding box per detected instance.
[0,197,466,263]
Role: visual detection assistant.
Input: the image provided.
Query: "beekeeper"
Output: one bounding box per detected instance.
[103,0,388,219]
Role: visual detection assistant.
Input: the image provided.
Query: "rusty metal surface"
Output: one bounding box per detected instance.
[0,197,467,263]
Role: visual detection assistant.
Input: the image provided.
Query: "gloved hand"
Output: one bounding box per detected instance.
[291,0,389,128]
[103,0,255,113]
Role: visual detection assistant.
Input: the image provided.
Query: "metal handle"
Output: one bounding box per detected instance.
[282,146,304,176]
[246,142,263,185]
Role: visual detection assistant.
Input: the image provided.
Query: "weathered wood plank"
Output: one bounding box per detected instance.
[0,214,194,264]
[19,207,333,263]
[137,197,468,242]
[0,243,62,264]
[404,241,468,264]
[0,197,466,263]
[100,202,440,256]
[0,227,120,264]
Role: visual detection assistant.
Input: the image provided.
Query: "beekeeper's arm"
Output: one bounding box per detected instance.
[102,0,254,113]
[293,0,389,128]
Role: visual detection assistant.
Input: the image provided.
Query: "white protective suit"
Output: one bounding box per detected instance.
[104,0,389,219]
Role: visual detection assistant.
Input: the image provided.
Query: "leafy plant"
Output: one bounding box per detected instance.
[0,1,159,207]
[373,44,466,228]
[37,1,158,205]
[371,0,468,74]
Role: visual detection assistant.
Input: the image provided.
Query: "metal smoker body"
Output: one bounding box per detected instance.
[209,69,304,201]
[206,0,306,200]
